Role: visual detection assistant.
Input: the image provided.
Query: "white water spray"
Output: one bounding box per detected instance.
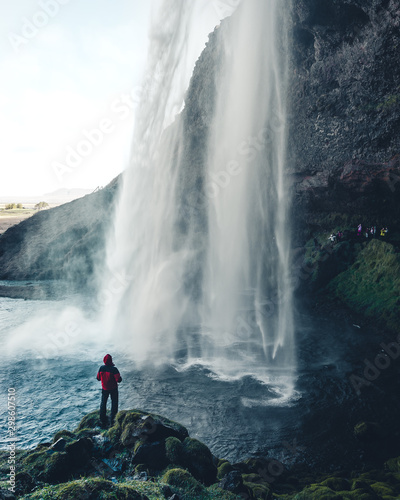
[104,0,295,382]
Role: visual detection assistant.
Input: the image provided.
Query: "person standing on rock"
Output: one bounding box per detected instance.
[97,354,122,428]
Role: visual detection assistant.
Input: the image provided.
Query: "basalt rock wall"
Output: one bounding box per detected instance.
[290,0,400,241]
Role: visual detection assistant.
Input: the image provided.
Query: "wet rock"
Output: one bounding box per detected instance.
[218,470,254,498]
[160,484,173,498]
[132,441,168,469]
[161,468,204,494]
[50,437,67,452]
[14,471,35,496]
[64,437,93,467]
[180,437,217,486]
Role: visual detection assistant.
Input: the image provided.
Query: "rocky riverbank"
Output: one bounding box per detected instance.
[0,409,399,500]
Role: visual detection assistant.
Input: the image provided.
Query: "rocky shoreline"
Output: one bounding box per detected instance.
[1,409,399,500]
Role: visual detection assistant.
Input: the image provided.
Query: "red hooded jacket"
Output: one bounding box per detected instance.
[97,354,122,391]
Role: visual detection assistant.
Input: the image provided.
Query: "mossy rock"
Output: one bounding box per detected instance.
[217,460,234,479]
[14,471,35,496]
[53,430,76,443]
[106,410,188,449]
[369,481,397,497]
[351,478,379,498]
[161,467,204,494]
[207,483,251,499]
[75,427,99,439]
[181,437,217,485]
[159,435,217,485]
[320,477,351,491]
[22,437,94,483]
[165,436,184,464]
[76,410,103,431]
[27,477,149,499]
[243,477,272,499]
[132,440,168,470]
[291,484,345,499]
[385,456,400,472]
[23,450,51,480]
[43,451,71,482]
[64,438,93,467]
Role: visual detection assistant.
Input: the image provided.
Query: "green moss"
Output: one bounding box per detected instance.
[207,484,248,499]
[53,430,75,443]
[320,477,351,491]
[165,436,184,464]
[217,461,233,479]
[328,240,400,331]
[134,464,149,474]
[27,477,147,499]
[105,409,188,449]
[385,456,400,473]
[370,481,396,497]
[182,437,212,465]
[243,479,271,499]
[75,427,98,439]
[43,451,71,482]
[23,450,49,478]
[161,467,204,493]
[76,410,102,431]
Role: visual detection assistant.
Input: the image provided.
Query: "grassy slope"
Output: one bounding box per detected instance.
[328,240,400,332]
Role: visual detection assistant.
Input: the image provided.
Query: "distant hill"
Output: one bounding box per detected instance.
[0,188,94,206]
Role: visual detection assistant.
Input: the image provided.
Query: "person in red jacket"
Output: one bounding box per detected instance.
[97,354,122,427]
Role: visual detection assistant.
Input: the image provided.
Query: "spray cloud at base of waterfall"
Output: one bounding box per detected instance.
[101,0,296,385]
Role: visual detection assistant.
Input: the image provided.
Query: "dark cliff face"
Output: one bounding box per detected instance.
[290,0,400,239]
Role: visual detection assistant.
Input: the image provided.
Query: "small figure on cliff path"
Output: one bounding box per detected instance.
[357,223,362,236]
[97,354,122,428]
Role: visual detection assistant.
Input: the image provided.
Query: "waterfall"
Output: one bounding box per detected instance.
[103,0,295,383]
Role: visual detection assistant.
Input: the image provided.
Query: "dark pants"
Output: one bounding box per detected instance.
[100,388,118,426]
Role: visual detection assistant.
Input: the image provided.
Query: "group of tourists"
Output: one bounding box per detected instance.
[357,224,388,239]
[325,224,390,247]
[328,230,344,244]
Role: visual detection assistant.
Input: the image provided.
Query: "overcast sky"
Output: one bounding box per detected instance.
[1,0,232,198]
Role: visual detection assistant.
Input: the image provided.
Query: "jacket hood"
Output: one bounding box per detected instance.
[103,354,114,366]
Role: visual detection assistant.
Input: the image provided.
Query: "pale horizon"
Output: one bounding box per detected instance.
[0,1,232,199]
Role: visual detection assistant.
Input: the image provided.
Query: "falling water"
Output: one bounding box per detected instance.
[104,0,295,385]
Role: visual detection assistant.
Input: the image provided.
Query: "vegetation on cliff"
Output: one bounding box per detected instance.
[328,240,400,332]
